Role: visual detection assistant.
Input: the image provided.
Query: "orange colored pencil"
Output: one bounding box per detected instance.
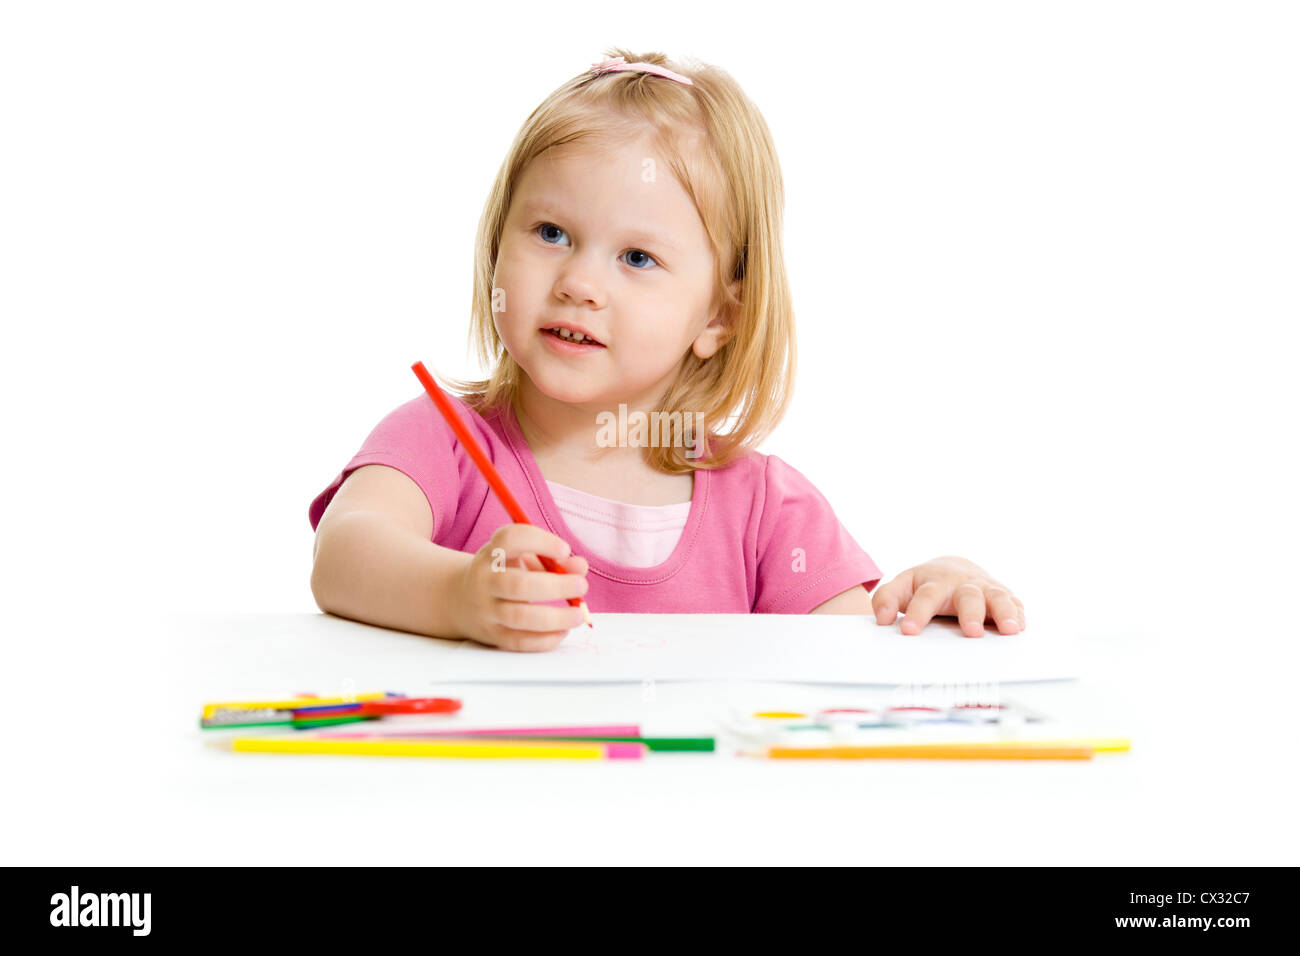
[767,743,1094,760]
[412,361,592,626]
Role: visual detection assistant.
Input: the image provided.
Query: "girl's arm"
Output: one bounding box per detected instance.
[810,584,876,614]
[310,465,471,638]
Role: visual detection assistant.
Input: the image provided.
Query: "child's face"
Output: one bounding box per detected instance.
[493,128,730,412]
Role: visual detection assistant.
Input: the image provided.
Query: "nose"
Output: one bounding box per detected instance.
[552,253,605,309]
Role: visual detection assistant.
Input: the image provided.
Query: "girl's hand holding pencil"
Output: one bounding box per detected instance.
[450,522,592,652]
[412,361,594,650]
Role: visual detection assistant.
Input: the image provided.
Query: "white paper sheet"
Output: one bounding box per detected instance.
[426,613,1080,685]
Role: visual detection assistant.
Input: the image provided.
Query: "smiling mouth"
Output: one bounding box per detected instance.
[541,327,605,347]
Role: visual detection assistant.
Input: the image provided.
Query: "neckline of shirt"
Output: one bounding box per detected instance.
[490,398,710,585]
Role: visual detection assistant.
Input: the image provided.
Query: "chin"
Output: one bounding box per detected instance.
[532,377,608,407]
[515,360,599,403]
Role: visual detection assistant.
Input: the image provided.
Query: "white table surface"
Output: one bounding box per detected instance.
[12,609,1294,866]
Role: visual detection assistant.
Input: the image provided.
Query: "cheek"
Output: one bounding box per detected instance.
[493,262,544,326]
[616,320,670,361]
[628,290,694,343]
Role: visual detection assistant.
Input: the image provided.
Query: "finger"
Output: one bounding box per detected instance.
[518,552,585,575]
[899,581,947,634]
[983,586,1022,633]
[953,583,987,638]
[872,571,915,625]
[560,554,589,575]
[484,627,572,653]
[490,523,573,565]
[493,598,586,634]
[871,582,898,625]
[489,565,590,604]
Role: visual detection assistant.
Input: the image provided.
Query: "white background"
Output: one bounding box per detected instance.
[3,1,1297,864]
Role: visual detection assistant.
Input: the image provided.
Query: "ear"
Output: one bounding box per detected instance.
[692,279,741,360]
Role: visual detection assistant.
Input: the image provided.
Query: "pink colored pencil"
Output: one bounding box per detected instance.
[314,724,641,739]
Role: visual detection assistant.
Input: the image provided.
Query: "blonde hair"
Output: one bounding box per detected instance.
[439,47,796,473]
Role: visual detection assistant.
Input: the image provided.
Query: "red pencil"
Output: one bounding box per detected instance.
[411,361,593,627]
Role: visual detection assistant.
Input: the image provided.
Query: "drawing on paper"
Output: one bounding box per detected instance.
[552,632,669,656]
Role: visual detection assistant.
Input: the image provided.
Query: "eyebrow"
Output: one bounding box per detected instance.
[519,199,682,252]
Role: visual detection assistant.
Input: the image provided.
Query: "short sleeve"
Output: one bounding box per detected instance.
[752,454,883,614]
[307,395,461,542]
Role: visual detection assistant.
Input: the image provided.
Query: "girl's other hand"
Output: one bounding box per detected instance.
[452,524,590,652]
[871,555,1025,638]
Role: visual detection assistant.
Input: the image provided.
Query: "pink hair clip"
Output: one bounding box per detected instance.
[590,55,693,86]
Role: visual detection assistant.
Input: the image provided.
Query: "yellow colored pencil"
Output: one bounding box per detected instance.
[231,736,644,760]
[995,737,1130,753]
[767,742,1094,760]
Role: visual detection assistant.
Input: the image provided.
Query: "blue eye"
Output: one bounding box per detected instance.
[622,249,658,270]
[537,223,569,245]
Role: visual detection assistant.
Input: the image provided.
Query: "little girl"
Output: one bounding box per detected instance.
[308,49,1025,652]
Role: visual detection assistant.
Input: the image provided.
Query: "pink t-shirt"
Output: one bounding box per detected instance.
[308,393,883,613]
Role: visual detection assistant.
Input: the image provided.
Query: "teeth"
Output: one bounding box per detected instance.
[550,327,595,344]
